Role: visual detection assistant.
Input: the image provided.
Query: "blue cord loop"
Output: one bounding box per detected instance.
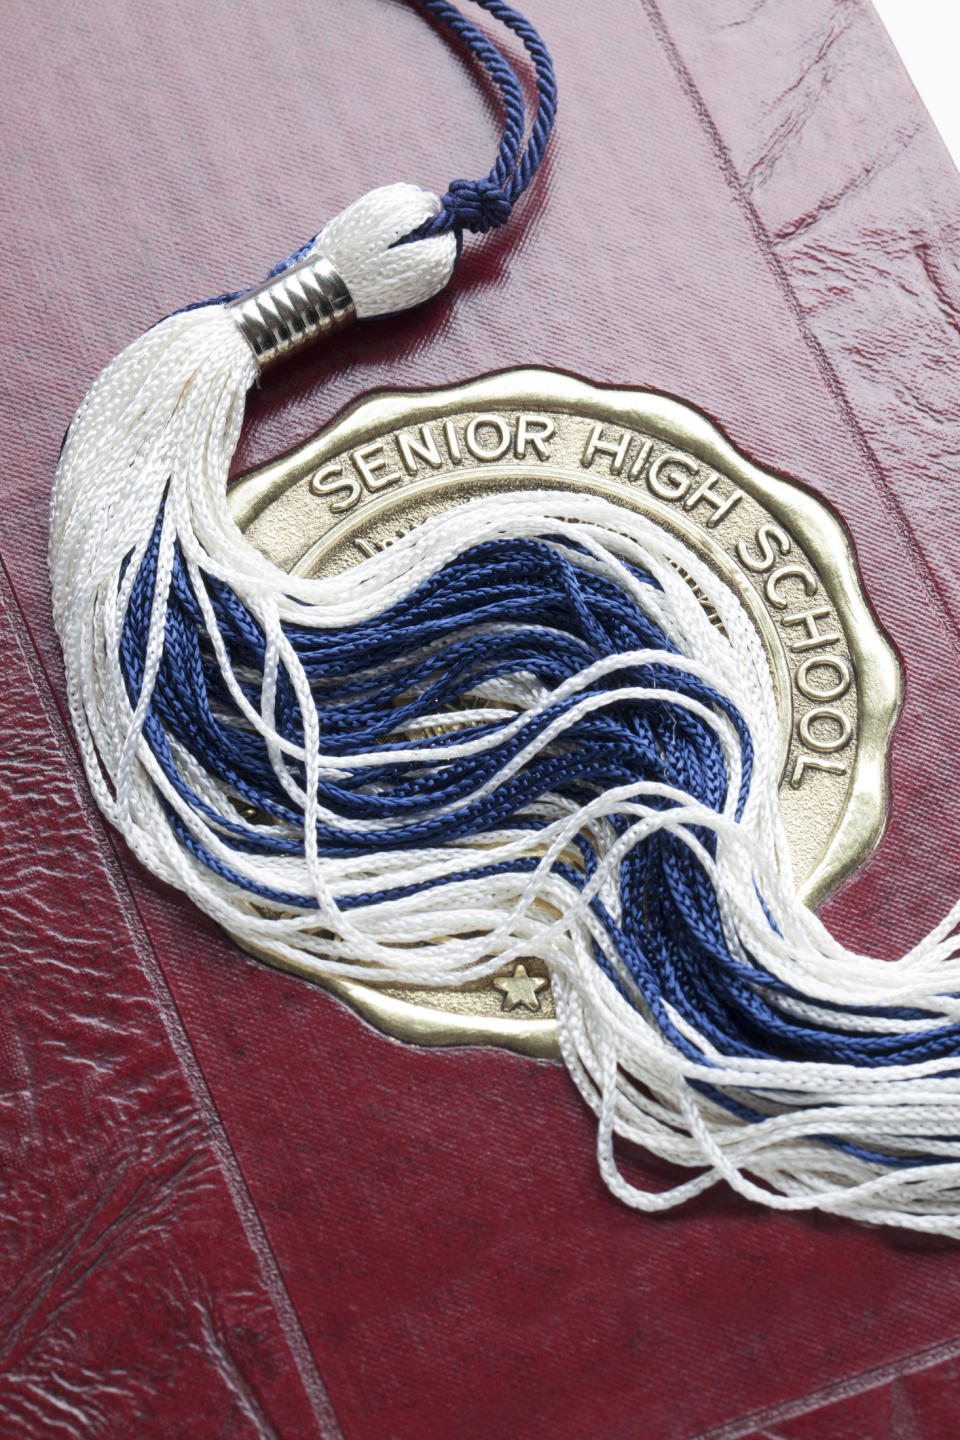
[180,0,556,315]
[406,0,557,239]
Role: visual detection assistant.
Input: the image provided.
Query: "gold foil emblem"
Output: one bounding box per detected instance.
[229,369,901,1057]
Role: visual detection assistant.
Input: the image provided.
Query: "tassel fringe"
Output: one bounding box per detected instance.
[50,186,960,1235]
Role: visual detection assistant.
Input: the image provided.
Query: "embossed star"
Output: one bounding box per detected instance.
[493,963,548,1012]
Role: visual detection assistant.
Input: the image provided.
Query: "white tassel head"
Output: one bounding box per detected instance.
[311,183,457,317]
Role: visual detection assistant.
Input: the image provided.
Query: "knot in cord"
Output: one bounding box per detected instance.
[440,177,514,234]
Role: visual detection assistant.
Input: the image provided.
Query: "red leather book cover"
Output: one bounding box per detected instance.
[4,1,960,1436]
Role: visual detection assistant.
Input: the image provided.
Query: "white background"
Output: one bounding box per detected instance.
[873,0,960,167]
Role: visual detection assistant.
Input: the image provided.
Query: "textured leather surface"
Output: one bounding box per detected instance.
[0,569,330,1436]
[4,1,960,1435]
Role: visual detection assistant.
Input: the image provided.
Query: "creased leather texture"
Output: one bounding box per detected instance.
[0,571,331,1437]
[4,1,960,1437]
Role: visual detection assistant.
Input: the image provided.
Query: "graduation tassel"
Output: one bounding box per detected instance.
[49,0,960,1235]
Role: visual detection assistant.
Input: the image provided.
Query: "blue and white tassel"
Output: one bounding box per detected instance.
[49,0,960,1235]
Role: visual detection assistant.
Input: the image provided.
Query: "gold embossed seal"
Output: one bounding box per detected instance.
[229,369,901,1057]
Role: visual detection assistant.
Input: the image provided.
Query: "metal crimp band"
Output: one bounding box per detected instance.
[228,252,356,369]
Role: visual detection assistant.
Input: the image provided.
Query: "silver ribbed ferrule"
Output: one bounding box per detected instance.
[227,252,356,369]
